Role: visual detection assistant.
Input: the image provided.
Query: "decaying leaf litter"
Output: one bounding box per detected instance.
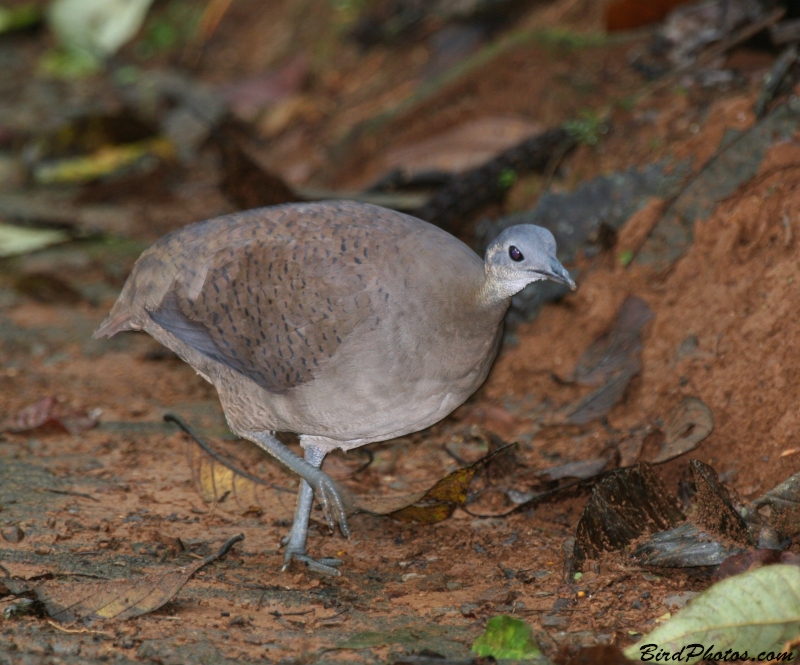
[2,0,800,662]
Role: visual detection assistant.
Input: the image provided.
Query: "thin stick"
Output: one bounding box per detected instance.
[164,413,293,494]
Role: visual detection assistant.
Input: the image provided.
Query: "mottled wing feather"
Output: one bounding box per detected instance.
[148,290,273,388]
[148,236,377,394]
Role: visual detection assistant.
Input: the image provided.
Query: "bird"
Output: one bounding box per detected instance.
[95,200,575,575]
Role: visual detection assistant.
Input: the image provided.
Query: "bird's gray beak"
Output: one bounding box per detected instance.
[544,260,576,291]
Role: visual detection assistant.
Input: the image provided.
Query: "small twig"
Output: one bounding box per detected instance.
[458,503,517,519]
[41,488,98,502]
[755,43,798,118]
[196,0,235,43]
[641,7,787,102]
[348,448,374,478]
[270,608,314,618]
[164,413,293,494]
[318,608,349,624]
[541,139,575,193]
[442,444,468,466]
[47,620,108,635]
[209,533,245,562]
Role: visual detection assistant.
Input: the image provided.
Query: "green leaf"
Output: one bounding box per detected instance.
[564,110,607,147]
[498,168,517,189]
[624,564,800,664]
[618,249,634,267]
[472,615,541,660]
[0,4,41,35]
[39,46,101,79]
[48,0,156,58]
[0,224,69,258]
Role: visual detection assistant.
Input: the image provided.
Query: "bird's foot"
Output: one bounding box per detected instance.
[282,549,343,576]
[309,470,351,538]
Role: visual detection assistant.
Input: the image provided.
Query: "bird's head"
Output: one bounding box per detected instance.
[483,224,575,301]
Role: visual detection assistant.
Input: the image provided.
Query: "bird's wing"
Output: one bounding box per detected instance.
[147,236,379,394]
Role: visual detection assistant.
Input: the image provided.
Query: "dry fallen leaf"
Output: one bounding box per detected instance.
[353,446,513,524]
[0,562,52,581]
[0,525,24,543]
[165,413,284,514]
[573,463,684,568]
[571,295,654,387]
[1,533,243,622]
[2,397,98,435]
[381,117,545,177]
[565,296,653,425]
[691,459,751,546]
[653,397,713,463]
[749,468,800,539]
[538,457,608,481]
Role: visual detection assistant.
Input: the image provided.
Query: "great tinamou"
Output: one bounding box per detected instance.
[95,201,574,575]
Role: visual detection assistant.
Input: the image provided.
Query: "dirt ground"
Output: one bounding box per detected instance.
[2,0,800,663]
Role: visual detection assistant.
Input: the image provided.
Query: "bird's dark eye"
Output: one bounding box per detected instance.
[509,246,524,262]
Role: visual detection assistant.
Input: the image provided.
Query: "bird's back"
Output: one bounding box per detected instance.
[97,201,504,443]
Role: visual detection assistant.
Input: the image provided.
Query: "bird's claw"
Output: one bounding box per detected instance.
[282,550,342,576]
[311,473,351,538]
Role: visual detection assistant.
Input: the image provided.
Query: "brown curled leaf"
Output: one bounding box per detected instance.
[165,413,289,514]
[2,397,98,435]
[573,463,684,569]
[564,296,653,425]
[353,445,514,524]
[566,364,639,425]
[571,295,653,387]
[691,460,752,546]
[652,397,713,463]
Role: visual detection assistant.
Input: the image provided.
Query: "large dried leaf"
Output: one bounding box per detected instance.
[565,296,653,425]
[750,469,800,538]
[653,397,713,463]
[573,463,684,568]
[354,446,511,524]
[538,457,608,481]
[633,460,751,568]
[381,117,544,177]
[0,562,52,581]
[190,442,260,510]
[1,534,242,622]
[566,364,639,425]
[571,295,653,387]
[691,460,751,546]
[3,397,98,435]
[166,414,274,513]
[625,564,800,664]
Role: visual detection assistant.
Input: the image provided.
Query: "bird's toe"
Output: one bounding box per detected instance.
[282,550,342,576]
[313,474,351,538]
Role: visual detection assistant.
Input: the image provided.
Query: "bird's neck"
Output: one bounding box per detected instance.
[476,270,528,309]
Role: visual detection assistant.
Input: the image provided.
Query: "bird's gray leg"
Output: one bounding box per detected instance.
[247,433,349,576]
[280,445,344,575]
